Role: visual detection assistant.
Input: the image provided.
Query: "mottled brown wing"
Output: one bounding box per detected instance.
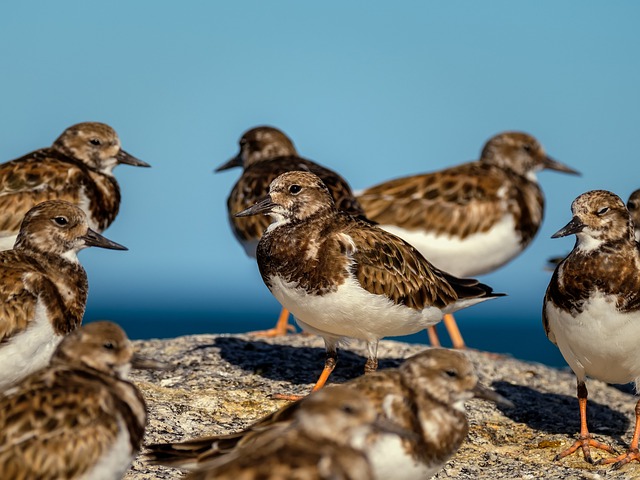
[186,429,371,480]
[357,163,510,238]
[0,259,39,343]
[347,221,459,310]
[0,369,120,479]
[146,396,302,467]
[227,156,364,244]
[0,154,85,234]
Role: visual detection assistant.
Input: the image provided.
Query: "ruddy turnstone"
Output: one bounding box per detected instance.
[147,348,512,479]
[235,171,503,398]
[0,121,149,250]
[0,200,127,391]
[0,321,151,479]
[217,126,365,337]
[178,388,407,480]
[357,131,579,348]
[544,190,640,468]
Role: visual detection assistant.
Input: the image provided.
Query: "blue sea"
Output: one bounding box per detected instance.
[85,306,568,369]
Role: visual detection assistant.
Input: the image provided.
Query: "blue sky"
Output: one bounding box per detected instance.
[1,2,639,359]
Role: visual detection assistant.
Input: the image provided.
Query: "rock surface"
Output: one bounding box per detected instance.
[126,333,640,479]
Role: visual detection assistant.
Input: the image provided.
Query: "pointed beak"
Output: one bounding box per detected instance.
[472,382,514,408]
[552,216,585,238]
[235,195,276,217]
[116,149,151,168]
[542,156,580,175]
[81,229,128,250]
[215,153,243,173]
[131,353,170,370]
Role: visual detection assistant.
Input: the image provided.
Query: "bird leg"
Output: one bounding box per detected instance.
[443,313,466,349]
[273,346,337,402]
[597,398,640,468]
[250,308,296,337]
[364,341,379,374]
[427,326,441,347]
[555,381,615,464]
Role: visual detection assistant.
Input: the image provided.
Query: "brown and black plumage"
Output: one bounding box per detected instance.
[0,321,149,480]
[148,348,512,479]
[0,122,149,250]
[0,200,127,391]
[357,131,578,349]
[217,126,365,336]
[236,171,503,397]
[544,190,640,468]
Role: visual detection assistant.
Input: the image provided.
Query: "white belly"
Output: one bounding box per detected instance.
[378,215,523,277]
[545,293,640,385]
[367,434,438,480]
[79,417,135,480]
[268,275,444,342]
[0,302,61,390]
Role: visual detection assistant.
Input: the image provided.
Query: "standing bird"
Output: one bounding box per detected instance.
[0,200,127,391]
[147,348,513,479]
[216,126,365,336]
[0,321,152,479]
[544,190,640,468]
[0,121,150,250]
[236,171,503,398]
[357,132,579,349]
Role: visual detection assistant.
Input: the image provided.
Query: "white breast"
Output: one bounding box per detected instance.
[545,293,640,386]
[366,434,438,480]
[78,416,135,480]
[378,215,522,277]
[0,234,17,251]
[0,301,61,391]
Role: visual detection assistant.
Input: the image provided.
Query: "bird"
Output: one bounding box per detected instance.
[159,387,410,480]
[216,125,365,337]
[0,121,150,250]
[544,190,640,468]
[546,188,640,269]
[235,171,503,398]
[627,188,640,242]
[147,348,513,479]
[0,321,154,479]
[356,132,579,349]
[0,200,127,391]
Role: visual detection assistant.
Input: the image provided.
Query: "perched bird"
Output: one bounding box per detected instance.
[165,387,407,480]
[0,200,127,391]
[627,188,640,241]
[235,171,503,398]
[544,190,640,468]
[357,132,579,348]
[147,348,512,479]
[216,126,366,337]
[0,121,149,250]
[0,321,153,479]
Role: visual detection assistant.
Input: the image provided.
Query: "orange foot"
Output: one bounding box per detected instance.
[556,435,616,464]
[597,449,640,469]
[249,308,296,337]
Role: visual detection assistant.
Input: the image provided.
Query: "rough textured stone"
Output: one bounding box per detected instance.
[126,333,640,479]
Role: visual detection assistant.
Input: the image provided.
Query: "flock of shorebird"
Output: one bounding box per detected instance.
[0,122,639,478]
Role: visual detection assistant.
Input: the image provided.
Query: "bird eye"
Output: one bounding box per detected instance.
[289,184,302,195]
[103,341,114,350]
[444,369,458,378]
[522,144,532,152]
[596,207,609,216]
[89,138,101,146]
[341,404,355,414]
[53,216,68,226]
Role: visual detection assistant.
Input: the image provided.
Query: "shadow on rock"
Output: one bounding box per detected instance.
[208,336,405,386]
[492,381,630,444]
